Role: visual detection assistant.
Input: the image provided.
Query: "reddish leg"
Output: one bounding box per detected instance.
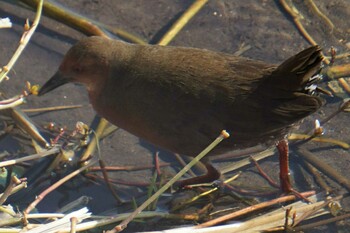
[176,163,221,188]
[277,139,292,193]
[277,139,310,201]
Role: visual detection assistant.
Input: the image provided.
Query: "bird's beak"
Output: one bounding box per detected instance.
[38,71,69,96]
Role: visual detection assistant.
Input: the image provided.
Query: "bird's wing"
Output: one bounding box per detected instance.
[130,45,277,104]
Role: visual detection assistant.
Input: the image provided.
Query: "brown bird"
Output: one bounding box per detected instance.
[38,36,324,193]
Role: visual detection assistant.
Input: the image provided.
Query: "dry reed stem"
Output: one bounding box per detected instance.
[196,191,315,228]
[24,161,97,215]
[0,0,43,83]
[157,0,209,46]
[111,131,229,232]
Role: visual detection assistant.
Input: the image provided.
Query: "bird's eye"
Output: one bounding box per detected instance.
[73,65,83,73]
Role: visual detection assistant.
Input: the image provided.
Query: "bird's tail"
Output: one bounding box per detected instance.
[263,45,324,94]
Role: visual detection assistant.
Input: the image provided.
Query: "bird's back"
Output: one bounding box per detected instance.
[93,42,323,156]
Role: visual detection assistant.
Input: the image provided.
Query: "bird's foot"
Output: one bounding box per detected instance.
[251,147,311,202]
[281,188,312,203]
[175,163,221,189]
[250,156,280,188]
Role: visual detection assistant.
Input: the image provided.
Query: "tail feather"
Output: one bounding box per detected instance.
[264,45,324,92]
[252,46,325,126]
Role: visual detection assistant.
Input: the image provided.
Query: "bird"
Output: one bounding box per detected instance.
[38,36,324,192]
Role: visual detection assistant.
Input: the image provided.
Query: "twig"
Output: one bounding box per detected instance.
[326,52,350,60]
[303,161,332,194]
[0,0,43,83]
[85,173,154,187]
[284,207,293,230]
[292,195,343,227]
[98,158,123,204]
[79,118,109,162]
[10,108,50,148]
[0,147,59,167]
[296,148,350,192]
[24,160,97,215]
[154,152,162,176]
[0,182,27,202]
[0,95,26,110]
[99,124,119,139]
[289,133,350,149]
[24,208,91,233]
[59,211,198,232]
[88,163,170,172]
[146,171,159,211]
[224,183,278,196]
[293,212,350,231]
[326,64,350,79]
[279,0,329,64]
[171,172,241,211]
[19,0,146,44]
[22,104,84,113]
[0,176,25,205]
[250,156,279,188]
[321,99,350,124]
[196,191,315,228]
[338,77,350,94]
[293,99,350,147]
[173,153,198,177]
[157,0,209,46]
[91,128,123,204]
[279,0,317,45]
[220,147,275,174]
[212,145,266,161]
[110,130,229,233]
[56,196,92,214]
[306,0,334,31]
[70,217,78,233]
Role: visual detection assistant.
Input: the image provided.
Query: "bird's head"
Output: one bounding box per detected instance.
[38,36,112,96]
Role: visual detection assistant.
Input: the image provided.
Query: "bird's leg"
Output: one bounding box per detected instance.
[277,139,292,192]
[176,163,221,188]
[250,157,279,188]
[277,139,310,201]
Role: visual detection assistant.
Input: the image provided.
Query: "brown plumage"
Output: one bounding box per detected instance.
[38,36,324,188]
